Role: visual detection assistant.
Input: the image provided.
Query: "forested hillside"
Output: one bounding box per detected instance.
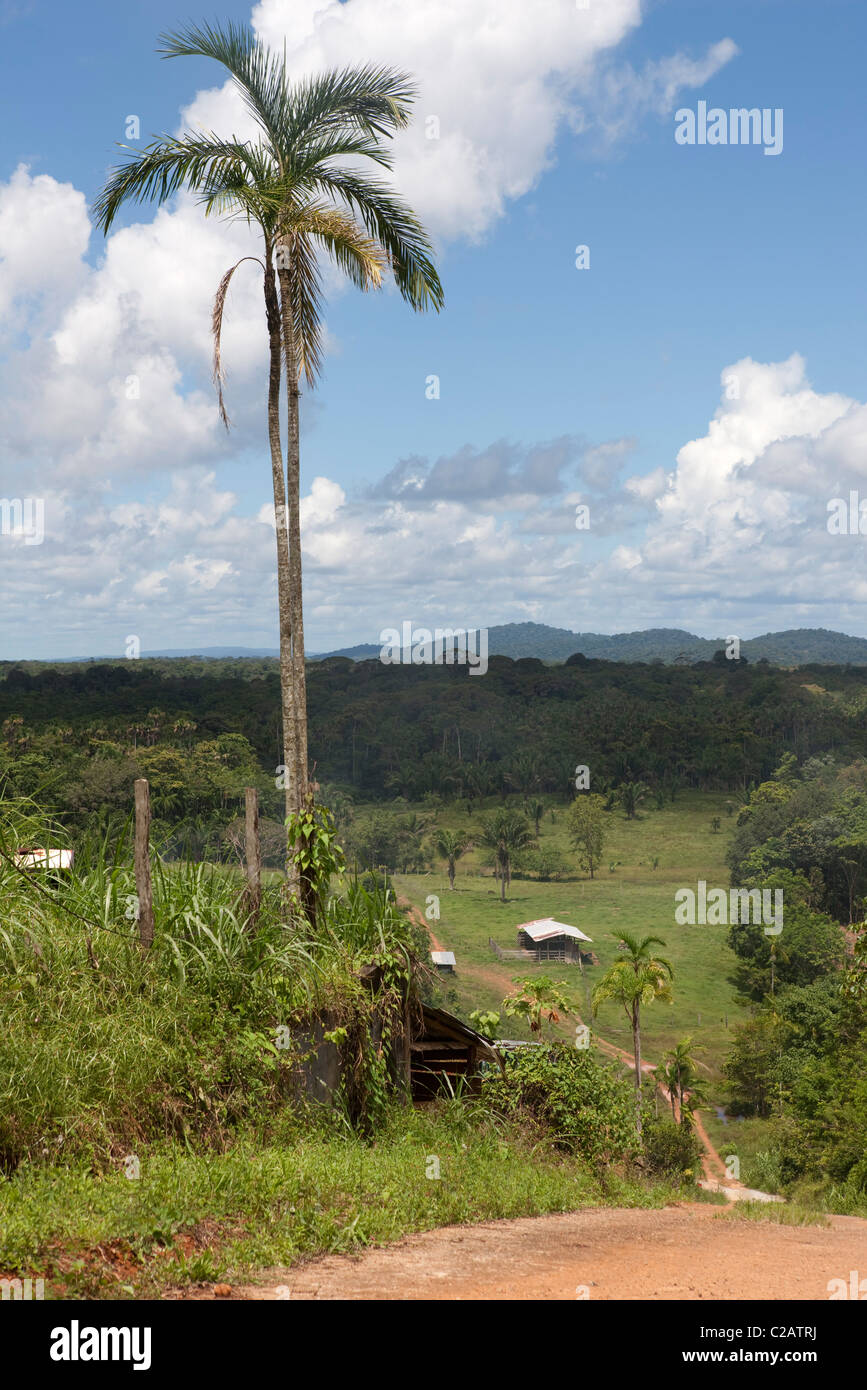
[2,655,867,849]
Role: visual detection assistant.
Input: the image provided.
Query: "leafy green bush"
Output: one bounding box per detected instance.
[481,1044,635,1167]
[746,1148,784,1194]
[640,1115,701,1177]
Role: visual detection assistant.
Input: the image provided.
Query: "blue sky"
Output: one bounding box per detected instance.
[1,0,866,657]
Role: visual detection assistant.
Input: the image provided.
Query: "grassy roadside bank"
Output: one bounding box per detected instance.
[0,1105,707,1299]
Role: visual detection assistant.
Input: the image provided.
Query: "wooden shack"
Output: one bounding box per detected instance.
[516,917,593,962]
[408,1005,501,1102]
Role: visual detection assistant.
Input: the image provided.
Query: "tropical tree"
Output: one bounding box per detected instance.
[592,932,674,1137]
[505,754,541,799]
[434,828,469,890]
[93,20,443,892]
[478,809,535,901]
[567,793,606,879]
[503,977,573,1036]
[653,1059,679,1122]
[527,797,545,836]
[659,1037,706,1127]
[617,781,647,820]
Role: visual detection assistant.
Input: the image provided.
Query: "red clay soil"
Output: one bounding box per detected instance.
[185,1206,867,1301]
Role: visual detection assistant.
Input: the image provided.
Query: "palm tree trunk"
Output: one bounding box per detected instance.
[276,255,310,815]
[263,254,298,881]
[632,1005,643,1138]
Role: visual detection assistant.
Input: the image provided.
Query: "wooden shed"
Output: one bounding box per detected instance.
[409,1005,501,1102]
[516,917,593,962]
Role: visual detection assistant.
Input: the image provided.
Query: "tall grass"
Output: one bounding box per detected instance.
[0,798,422,1170]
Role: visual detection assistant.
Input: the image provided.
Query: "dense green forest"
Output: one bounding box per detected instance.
[718,753,867,1199]
[3,654,867,838]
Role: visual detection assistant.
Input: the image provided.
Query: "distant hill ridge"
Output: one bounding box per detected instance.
[314,623,867,667]
[30,625,867,666]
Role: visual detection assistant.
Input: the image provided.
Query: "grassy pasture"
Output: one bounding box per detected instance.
[384,790,747,1081]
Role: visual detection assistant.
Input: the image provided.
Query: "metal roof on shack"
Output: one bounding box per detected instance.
[430,950,456,967]
[517,917,592,944]
[14,848,74,870]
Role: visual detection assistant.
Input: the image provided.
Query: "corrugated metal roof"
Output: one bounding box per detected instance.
[517,917,592,943]
[430,950,456,966]
[14,847,74,870]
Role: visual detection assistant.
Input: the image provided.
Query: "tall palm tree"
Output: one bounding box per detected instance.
[434,828,469,891]
[592,931,674,1138]
[93,21,443,889]
[478,809,535,902]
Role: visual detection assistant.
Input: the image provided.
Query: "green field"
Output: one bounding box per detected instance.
[386,790,747,1086]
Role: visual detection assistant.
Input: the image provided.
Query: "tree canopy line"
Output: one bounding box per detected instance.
[2,653,867,853]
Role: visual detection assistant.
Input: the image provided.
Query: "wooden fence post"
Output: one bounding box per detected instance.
[134,778,154,950]
[244,786,261,927]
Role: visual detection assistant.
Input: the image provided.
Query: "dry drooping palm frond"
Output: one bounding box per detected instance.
[212,256,264,429]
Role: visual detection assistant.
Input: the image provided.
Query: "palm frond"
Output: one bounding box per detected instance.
[310,168,444,311]
[158,21,290,157]
[92,134,270,232]
[212,256,265,429]
[277,232,325,386]
[300,206,387,294]
[287,63,417,146]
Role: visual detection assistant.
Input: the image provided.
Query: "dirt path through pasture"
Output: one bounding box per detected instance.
[402,893,749,1193]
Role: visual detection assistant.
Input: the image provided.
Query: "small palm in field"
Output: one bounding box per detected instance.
[592,931,674,1137]
[617,782,647,820]
[434,828,469,890]
[477,810,535,901]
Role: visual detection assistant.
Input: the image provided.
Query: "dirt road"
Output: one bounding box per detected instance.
[218,1206,866,1301]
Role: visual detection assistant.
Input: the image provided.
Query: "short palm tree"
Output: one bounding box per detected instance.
[477,809,535,901]
[93,21,443,893]
[434,828,469,891]
[592,931,674,1137]
[503,976,573,1036]
[654,1058,680,1122]
[617,781,647,820]
[662,1037,707,1127]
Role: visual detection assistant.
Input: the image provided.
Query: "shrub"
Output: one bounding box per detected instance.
[641,1115,701,1177]
[747,1148,784,1194]
[481,1044,635,1167]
